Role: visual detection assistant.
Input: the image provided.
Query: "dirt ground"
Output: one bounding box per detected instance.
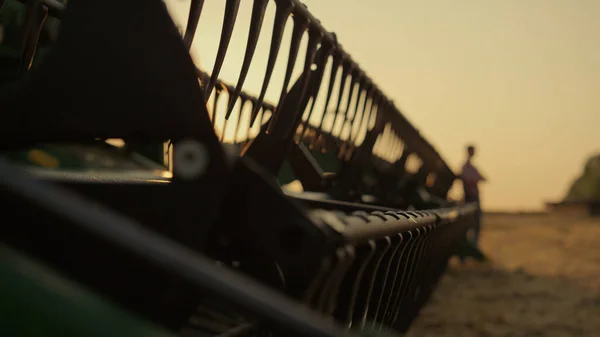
[406,213,600,337]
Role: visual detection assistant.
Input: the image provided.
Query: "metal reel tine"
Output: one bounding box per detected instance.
[20,0,49,74]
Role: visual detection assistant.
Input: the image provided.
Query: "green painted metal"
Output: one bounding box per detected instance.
[1,143,169,172]
[0,244,383,337]
[312,150,342,174]
[128,143,167,166]
[277,145,342,186]
[0,244,177,337]
[4,145,91,169]
[277,160,296,186]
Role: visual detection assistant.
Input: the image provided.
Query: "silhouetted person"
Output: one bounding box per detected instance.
[460,145,486,246]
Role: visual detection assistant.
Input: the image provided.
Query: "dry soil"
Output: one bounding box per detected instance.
[406,213,600,337]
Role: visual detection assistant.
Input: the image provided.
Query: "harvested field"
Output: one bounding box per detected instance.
[406,213,600,337]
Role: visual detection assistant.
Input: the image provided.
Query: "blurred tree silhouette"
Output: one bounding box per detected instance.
[565,153,600,201]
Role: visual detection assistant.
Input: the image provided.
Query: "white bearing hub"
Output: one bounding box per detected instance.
[173,139,209,180]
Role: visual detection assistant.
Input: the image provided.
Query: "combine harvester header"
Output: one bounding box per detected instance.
[0,0,478,336]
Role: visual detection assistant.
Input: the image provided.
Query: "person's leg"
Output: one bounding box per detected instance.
[471,198,482,246]
[464,195,481,245]
[461,196,476,262]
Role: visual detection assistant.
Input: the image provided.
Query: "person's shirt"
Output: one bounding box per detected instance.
[461,161,484,199]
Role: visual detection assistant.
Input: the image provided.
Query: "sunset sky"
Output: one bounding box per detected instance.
[166,0,599,211]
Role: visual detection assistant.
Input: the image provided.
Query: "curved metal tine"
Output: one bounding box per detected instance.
[250,0,292,126]
[302,256,334,307]
[389,225,430,327]
[382,228,418,325]
[345,72,365,144]
[298,42,334,142]
[331,66,357,147]
[269,14,307,130]
[310,254,341,311]
[356,235,391,329]
[255,107,265,131]
[377,223,412,328]
[335,94,354,152]
[211,82,224,128]
[406,222,437,301]
[220,121,229,143]
[390,224,435,330]
[350,82,372,145]
[261,107,272,126]
[370,227,405,325]
[243,104,263,145]
[361,91,380,139]
[334,240,376,328]
[225,0,268,120]
[300,46,330,139]
[243,99,256,142]
[268,26,319,137]
[219,84,235,143]
[365,236,404,327]
[358,211,402,320]
[314,56,341,143]
[349,240,383,328]
[204,0,241,99]
[384,235,426,330]
[327,60,351,140]
[20,0,49,74]
[414,222,438,296]
[315,245,354,313]
[278,28,322,138]
[326,211,374,326]
[341,69,360,134]
[231,96,245,144]
[183,0,206,49]
[248,102,268,139]
[324,246,356,316]
[243,97,253,143]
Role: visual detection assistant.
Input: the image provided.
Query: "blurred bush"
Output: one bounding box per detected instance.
[565,153,600,201]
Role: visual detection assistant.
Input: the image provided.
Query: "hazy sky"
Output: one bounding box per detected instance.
[167,0,599,211]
